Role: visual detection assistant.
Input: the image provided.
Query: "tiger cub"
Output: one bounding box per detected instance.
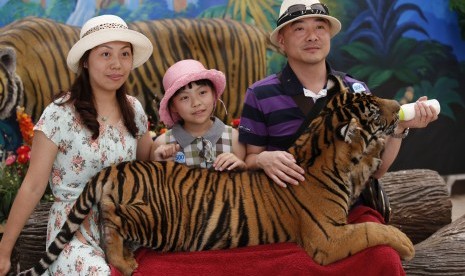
[20,75,414,276]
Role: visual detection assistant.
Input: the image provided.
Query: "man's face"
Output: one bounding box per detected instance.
[277,17,331,66]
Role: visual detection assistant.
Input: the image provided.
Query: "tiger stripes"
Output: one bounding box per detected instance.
[0,17,77,120]
[0,17,269,124]
[18,76,414,276]
[0,47,24,120]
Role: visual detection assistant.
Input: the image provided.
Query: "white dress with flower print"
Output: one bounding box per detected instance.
[33,94,147,276]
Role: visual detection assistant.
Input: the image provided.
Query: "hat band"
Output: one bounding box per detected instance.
[81,23,128,38]
[277,3,329,27]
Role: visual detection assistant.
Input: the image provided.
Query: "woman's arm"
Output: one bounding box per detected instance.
[136,132,153,161]
[0,131,57,276]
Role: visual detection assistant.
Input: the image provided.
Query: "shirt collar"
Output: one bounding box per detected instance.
[278,61,338,96]
[171,117,226,148]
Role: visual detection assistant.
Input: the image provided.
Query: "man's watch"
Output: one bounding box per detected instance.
[391,128,409,139]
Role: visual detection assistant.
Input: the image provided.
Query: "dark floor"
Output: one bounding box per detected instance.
[450,179,465,221]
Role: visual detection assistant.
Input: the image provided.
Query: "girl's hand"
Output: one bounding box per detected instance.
[213,152,246,171]
[153,143,181,161]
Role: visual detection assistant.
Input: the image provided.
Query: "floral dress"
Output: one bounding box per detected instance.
[33,94,147,276]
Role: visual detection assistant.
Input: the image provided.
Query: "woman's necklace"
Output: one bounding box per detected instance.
[98,108,115,122]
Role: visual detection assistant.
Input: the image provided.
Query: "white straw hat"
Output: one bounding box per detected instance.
[67,14,153,73]
[270,0,341,47]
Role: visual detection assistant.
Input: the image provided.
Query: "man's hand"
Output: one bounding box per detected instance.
[398,96,438,130]
[256,151,305,188]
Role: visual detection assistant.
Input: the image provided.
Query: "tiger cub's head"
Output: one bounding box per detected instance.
[290,75,400,186]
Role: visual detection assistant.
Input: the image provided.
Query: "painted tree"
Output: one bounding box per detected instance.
[450,0,465,39]
[340,0,431,89]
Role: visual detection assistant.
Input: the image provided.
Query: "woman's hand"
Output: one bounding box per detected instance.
[0,254,11,276]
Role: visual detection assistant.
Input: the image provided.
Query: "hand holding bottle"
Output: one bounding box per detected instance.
[399,99,440,121]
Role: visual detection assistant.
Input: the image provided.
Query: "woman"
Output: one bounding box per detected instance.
[0,14,153,275]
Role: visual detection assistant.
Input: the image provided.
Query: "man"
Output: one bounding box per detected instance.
[239,0,437,187]
[239,0,437,274]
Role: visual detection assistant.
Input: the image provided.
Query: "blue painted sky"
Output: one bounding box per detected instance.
[397,0,465,61]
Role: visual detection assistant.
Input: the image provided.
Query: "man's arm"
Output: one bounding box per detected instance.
[373,97,439,178]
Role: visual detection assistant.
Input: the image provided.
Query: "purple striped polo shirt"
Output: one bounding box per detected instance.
[238,62,370,151]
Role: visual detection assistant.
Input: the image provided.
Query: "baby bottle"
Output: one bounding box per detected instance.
[399,99,440,121]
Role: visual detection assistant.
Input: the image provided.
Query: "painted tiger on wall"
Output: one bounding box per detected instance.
[18,76,415,276]
[0,17,268,123]
[0,47,24,120]
[0,17,78,120]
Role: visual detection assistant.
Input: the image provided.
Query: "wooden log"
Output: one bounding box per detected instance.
[380,169,452,244]
[403,214,465,275]
[16,201,52,271]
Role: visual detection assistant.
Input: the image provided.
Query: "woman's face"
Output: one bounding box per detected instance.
[86,41,133,94]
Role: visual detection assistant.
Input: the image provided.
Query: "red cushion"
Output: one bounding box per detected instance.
[111,205,405,276]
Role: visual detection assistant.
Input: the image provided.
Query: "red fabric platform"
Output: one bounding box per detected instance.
[111,205,405,276]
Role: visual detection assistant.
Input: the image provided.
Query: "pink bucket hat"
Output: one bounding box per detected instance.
[159,59,226,128]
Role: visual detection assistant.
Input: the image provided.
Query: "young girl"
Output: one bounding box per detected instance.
[0,15,153,275]
[151,59,245,171]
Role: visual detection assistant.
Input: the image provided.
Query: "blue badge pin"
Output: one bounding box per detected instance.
[175,152,185,163]
[352,83,366,93]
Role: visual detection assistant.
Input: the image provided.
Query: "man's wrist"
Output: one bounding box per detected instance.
[255,152,263,169]
[391,127,409,139]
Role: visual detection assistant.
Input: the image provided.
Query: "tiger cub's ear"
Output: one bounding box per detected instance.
[0,47,17,74]
[337,118,361,143]
[327,74,349,94]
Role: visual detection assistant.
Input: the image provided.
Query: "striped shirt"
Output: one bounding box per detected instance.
[238,62,370,151]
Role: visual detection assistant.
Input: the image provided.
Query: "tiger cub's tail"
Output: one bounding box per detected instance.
[17,167,110,275]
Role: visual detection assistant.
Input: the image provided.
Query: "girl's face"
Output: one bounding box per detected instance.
[87,41,133,94]
[170,82,216,127]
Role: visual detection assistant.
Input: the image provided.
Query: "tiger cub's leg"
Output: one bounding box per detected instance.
[302,222,414,265]
[99,201,138,276]
[361,137,385,173]
[349,137,385,203]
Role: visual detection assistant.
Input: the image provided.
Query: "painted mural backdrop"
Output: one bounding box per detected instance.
[0,0,464,176]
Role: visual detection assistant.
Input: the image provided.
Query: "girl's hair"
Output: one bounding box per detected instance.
[170,79,214,103]
[54,49,138,140]
[177,79,214,93]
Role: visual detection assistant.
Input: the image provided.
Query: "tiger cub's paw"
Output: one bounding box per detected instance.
[128,258,138,271]
[390,226,415,261]
[114,259,138,276]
